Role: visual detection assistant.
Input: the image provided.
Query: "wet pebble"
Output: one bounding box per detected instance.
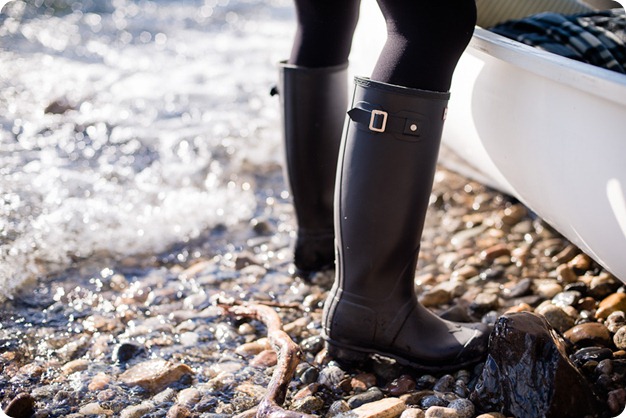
[607,388,626,416]
[61,359,89,375]
[250,349,277,367]
[177,387,201,408]
[300,335,324,354]
[551,291,581,308]
[386,374,416,396]
[348,387,384,409]
[120,401,156,418]
[564,322,611,347]
[292,395,324,414]
[119,359,194,392]
[596,292,626,320]
[469,293,499,317]
[447,398,475,418]
[535,281,563,299]
[79,402,113,415]
[420,395,448,409]
[293,383,320,400]
[112,341,147,363]
[480,243,510,262]
[4,393,36,418]
[299,366,320,385]
[166,404,192,418]
[318,364,346,388]
[556,264,578,284]
[419,287,453,307]
[502,278,532,299]
[349,397,406,417]
[606,311,626,333]
[88,372,111,391]
[415,375,437,390]
[236,338,269,357]
[535,302,575,333]
[614,326,626,350]
[433,374,455,393]
[588,275,620,299]
[426,399,474,418]
[351,373,377,392]
[401,408,426,418]
[328,400,351,416]
[571,346,614,365]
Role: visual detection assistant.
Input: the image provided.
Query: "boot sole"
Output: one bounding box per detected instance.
[325,339,483,373]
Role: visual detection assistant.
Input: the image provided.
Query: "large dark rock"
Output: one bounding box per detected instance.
[471,312,608,418]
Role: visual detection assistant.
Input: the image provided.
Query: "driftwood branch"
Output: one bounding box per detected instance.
[222,303,317,418]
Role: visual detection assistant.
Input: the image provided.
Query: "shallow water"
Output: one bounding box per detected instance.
[0,0,294,300]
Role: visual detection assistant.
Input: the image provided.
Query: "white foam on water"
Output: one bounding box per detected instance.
[0,0,295,299]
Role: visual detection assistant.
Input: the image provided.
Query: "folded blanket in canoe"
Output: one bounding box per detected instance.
[490,8,626,73]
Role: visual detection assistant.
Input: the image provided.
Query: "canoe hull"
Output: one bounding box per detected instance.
[443,28,626,281]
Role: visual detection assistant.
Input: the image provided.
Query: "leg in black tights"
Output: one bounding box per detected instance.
[373,0,477,91]
[289,0,361,67]
[290,0,477,90]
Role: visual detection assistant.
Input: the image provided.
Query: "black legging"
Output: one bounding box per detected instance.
[288,0,476,92]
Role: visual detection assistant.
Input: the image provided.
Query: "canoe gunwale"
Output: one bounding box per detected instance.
[469,27,626,107]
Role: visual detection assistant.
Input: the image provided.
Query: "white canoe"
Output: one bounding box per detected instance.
[442,26,626,282]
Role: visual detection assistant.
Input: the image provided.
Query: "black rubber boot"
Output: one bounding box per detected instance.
[277,61,348,278]
[322,77,490,372]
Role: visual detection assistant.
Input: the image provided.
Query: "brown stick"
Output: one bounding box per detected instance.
[223,303,318,418]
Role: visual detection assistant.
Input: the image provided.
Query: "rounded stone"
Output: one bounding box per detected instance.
[347,387,384,409]
[425,406,460,418]
[564,322,611,347]
[605,311,626,333]
[4,393,36,418]
[535,281,564,299]
[416,375,437,390]
[317,365,346,388]
[327,400,350,417]
[596,293,626,320]
[551,291,581,308]
[401,408,426,418]
[480,243,510,262]
[614,326,626,350]
[387,374,417,396]
[433,374,455,393]
[300,336,324,354]
[447,398,475,418]
[535,303,576,333]
[420,395,447,409]
[292,395,324,414]
[556,264,578,284]
[299,366,320,385]
[112,342,146,363]
[469,293,500,317]
[571,346,614,365]
[419,288,453,307]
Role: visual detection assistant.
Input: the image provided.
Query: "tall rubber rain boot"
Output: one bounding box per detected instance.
[323,77,490,372]
[277,61,348,278]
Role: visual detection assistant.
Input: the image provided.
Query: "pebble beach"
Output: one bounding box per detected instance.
[3,166,626,417]
[1,1,626,417]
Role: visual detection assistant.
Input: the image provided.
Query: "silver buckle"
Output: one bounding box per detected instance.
[369,110,388,133]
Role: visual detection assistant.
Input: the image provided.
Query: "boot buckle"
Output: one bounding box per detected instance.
[369,110,388,133]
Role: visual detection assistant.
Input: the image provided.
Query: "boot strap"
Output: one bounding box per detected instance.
[348,106,423,137]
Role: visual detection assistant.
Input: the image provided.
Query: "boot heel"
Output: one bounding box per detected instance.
[326,341,369,365]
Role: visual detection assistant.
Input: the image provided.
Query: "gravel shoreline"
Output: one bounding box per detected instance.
[1,165,625,418]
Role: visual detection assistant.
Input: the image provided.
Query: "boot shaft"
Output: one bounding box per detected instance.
[334,77,449,300]
[277,62,348,275]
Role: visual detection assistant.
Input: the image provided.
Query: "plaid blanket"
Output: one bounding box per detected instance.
[490,8,626,73]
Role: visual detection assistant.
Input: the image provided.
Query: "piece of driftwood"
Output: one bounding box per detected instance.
[223,303,318,418]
